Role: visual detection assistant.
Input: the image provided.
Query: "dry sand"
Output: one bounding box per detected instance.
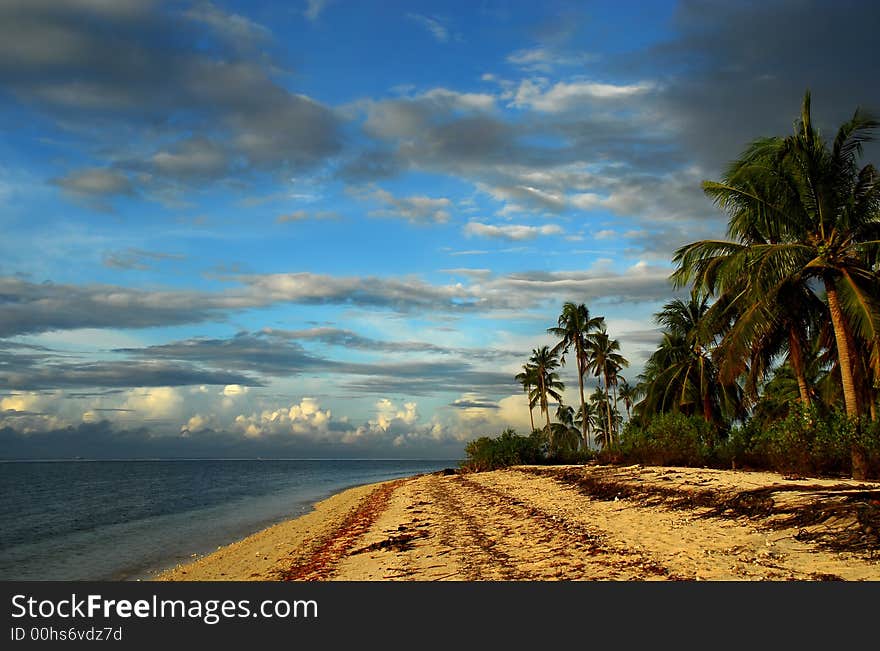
[155,464,880,581]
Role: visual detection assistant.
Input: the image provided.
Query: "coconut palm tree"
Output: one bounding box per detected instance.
[528,346,565,438]
[548,302,605,451]
[673,90,880,477]
[574,401,597,450]
[515,363,539,432]
[551,404,581,456]
[585,326,628,446]
[617,378,637,422]
[637,295,744,425]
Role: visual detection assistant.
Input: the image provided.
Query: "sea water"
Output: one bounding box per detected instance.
[0,458,456,581]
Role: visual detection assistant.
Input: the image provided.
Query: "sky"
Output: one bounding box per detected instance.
[1,0,878,459]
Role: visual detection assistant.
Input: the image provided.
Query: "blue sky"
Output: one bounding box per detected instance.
[1,0,878,458]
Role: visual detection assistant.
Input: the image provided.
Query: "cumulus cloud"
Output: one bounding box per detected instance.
[122,386,183,420]
[232,396,333,439]
[0,390,69,433]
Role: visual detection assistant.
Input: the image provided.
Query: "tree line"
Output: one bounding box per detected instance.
[468,91,879,480]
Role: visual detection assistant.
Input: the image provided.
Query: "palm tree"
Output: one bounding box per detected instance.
[588,388,609,448]
[673,91,880,477]
[548,302,605,451]
[585,326,628,446]
[515,363,539,432]
[551,404,581,456]
[589,387,622,449]
[574,401,597,451]
[617,378,637,422]
[528,346,565,439]
[637,295,744,425]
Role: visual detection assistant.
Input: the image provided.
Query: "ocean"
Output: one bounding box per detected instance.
[0,458,457,581]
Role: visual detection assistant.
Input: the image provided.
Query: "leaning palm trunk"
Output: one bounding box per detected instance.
[528,404,535,432]
[826,282,860,417]
[826,281,868,479]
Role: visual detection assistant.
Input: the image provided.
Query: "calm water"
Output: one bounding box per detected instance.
[0,459,456,581]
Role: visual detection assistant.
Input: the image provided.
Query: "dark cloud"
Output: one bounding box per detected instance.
[0,359,258,391]
[0,0,341,197]
[0,277,235,337]
[265,327,520,361]
[0,265,676,340]
[336,149,402,182]
[342,369,516,398]
[115,330,516,397]
[449,398,500,410]
[116,332,328,377]
[643,0,880,170]
[51,168,134,197]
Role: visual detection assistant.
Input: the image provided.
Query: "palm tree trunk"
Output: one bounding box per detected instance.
[788,326,811,408]
[528,403,535,432]
[539,376,552,447]
[604,372,613,448]
[577,362,588,451]
[826,282,860,417]
[611,380,619,445]
[826,281,867,480]
[702,393,713,423]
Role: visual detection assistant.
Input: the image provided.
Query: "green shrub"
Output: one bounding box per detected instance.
[619,413,720,467]
[460,428,544,472]
[731,408,880,478]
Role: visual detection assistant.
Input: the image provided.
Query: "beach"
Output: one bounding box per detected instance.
[155,464,880,581]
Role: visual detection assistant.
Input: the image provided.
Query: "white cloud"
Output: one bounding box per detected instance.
[304,0,332,22]
[407,13,449,42]
[358,186,452,223]
[123,387,184,420]
[511,78,655,112]
[464,221,563,241]
[232,396,333,439]
[506,47,597,72]
[183,2,271,49]
[372,398,418,431]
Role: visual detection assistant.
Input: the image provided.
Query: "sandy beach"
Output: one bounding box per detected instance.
[155,464,880,581]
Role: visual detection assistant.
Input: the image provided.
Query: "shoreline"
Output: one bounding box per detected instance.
[156,464,880,581]
[152,477,406,581]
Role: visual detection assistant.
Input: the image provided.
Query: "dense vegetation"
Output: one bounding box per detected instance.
[463,92,880,480]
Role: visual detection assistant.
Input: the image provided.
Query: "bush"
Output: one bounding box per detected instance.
[746,408,880,478]
[460,428,544,472]
[618,413,720,467]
